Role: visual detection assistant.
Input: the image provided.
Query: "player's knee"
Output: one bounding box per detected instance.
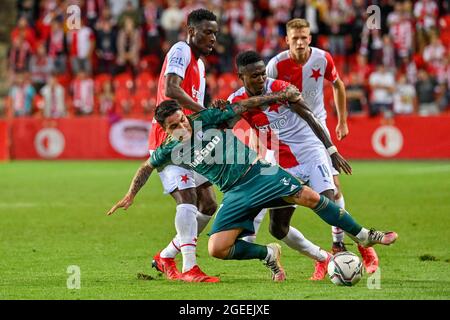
[199,201,218,216]
[269,222,289,240]
[208,240,228,259]
[296,187,321,208]
[321,189,335,202]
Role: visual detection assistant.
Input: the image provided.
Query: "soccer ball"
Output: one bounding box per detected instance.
[327,252,364,286]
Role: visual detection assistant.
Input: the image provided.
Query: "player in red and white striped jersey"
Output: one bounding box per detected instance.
[264,19,378,273]
[148,9,220,283]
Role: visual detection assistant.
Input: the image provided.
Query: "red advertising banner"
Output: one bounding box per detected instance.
[327,115,450,159]
[0,120,9,161]
[9,117,151,160]
[2,115,450,160]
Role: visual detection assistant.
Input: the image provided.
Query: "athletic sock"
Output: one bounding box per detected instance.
[332,195,346,243]
[242,209,267,243]
[313,195,362,237]
[225,240,268,260]
[282,226,328,261]
[160,210,212,259]
[196,211,212,235]
[174,203,198,272]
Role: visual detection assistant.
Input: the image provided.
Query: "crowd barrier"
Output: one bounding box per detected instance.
[0,114,449,160]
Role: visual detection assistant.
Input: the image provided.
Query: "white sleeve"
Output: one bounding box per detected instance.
[164,42,192,79]
[266,57,278,79]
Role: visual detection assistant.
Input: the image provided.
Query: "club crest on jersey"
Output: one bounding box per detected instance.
[280,177,291,186]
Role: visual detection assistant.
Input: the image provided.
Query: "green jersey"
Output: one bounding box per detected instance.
[149,106,258,192]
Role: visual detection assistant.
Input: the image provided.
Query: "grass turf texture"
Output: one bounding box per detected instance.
[1,160,449,300]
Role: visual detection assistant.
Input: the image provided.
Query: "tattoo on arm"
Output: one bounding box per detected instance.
[128,162,154,196]
[290,100,334,148]
[232,92,287,115]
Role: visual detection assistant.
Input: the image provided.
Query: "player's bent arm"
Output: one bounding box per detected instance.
[107,161,155,215]
[165,74,204,112]
[230,85,300,115]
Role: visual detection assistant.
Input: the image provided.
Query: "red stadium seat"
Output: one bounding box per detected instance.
[94,74,112,94]
[113,73,134,92]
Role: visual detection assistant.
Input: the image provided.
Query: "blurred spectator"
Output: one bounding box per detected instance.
[216,24,235,73]
[8,31,33,73]
[118,0,141,28]
[382,35,396,71]
[46,18,67,74]
[8,73,36,117]
[109,0,139,22]
[161,0,185,46]
[116,17,141,75]
[270,0,292,35]
[95,18,118,74]
[393,73,417,114]
[85,0,107,28]
[346,72,367,114]
[234,19,257,52]
[142,0,163,58]
[11,15,37,51]
[414,0,439,52]
[98,80,115,115]
[368,64,395,117]
[260,16,283,63]
[18,0,38,26]
[68,20,95,74]
[423,31,446,73]
[416,68,441,115]
[72,71,95,115]
[30,42,54,92]
[389,2,414,66]
[39,74,66,118]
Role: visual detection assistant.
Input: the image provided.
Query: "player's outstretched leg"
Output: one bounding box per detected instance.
[289,186,398,247]
[209,229,286,282]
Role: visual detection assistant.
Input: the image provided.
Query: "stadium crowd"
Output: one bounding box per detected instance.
[4,0,450,118]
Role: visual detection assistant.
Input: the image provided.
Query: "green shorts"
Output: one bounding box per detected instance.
[209,161,303,238]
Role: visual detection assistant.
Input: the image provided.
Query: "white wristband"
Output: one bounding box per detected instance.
[327,146,338,155]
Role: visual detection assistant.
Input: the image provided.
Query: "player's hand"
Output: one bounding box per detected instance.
[336,122,349,140]
[107,193,134,216]
[210,99,229,110]
[330,152,352,175]
[284,85,302,103]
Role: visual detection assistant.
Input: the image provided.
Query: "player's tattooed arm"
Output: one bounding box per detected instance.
[289,99,352,175]
[230,85,301,115]
[107,161,155,215]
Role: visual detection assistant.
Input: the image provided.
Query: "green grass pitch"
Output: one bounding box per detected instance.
[1,160,449,300]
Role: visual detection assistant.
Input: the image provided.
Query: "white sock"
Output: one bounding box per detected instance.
[332,195,346,243]
[355,227,369,243]
[196,211,212,235]
[264,245,274,262]
[160,235,181,258]
[282,226,328,261]
[174,203,198,272]
[242,209,267,243]
[160,211,212,258]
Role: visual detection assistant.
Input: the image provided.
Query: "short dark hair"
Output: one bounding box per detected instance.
[236,51,263,69]
[187,9,217,27]
[155,100,182,127]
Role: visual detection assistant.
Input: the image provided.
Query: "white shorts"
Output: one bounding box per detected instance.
[285,151,336,194]
[149,149,209,194]
[157,164,209,194]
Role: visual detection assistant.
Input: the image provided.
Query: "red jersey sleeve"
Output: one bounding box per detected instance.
[324,52,339,82]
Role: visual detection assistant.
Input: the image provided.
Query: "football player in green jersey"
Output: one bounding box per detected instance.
[107,88,398,281]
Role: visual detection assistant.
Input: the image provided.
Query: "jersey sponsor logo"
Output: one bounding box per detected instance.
[169,56,184,67]
[190,136,221,167]
[301,89,320,99]
[255,115,288,132]
[192,85,201,101]
[290,184,298,191]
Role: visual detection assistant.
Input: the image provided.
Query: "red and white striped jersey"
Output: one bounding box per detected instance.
[149,41,206,150]
[266,47,339,122]
[228,78,325,169]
